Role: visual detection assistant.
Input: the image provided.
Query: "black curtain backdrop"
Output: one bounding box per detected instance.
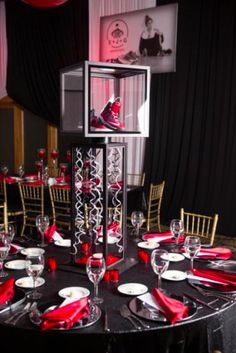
[145,0,236,235]
[5,0,88,125]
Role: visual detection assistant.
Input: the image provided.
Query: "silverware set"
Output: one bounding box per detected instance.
[120,304,150,330]
[4,301,37,325]
[188,282,236,303]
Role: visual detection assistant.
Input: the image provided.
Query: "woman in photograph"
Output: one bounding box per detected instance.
[139,15,164,56]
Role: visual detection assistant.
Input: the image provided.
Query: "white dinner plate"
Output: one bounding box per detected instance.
[20,248,45,256]
[58,286,90,300]
[137,241,160,250]
[117,283,148,296]
[5,260,26,270]
[54,239,71,247]
[161,253,185,262]
[161,270,187,281]
[98,236,119,245]
[15,277,45,288]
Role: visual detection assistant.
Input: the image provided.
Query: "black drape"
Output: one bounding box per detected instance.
[5,0,88,125]
[145,0,236,235]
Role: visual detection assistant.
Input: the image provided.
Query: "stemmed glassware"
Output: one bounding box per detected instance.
[1,165,9,177]
[86,254,106,304]
[131,211,145,242]
[16,165,24,178]
[66,150,71,163]
[25,254,44,299]
[35,160,43,180]
[7,224,15,244]
[0,233,10,277]
[170,219,184,251]
[151,249,169,291]
[59,163,68,184]
[184,236,201,271]
[35,215,49,247]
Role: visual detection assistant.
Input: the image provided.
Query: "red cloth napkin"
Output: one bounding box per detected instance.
[191,268,236,287]
[76,254,120,267]
[0,278,15,305]
[5,177,17,184]
[143,231,185,243]
[55,176,70,182]
[52,184,70,189]
[44,224,63,242]
[137,250,149,264]
[23,181,44,186]
[40,298,89,330]
[191,247,232,260]
[152,288,189,324]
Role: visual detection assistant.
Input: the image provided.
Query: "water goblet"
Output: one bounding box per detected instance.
[66,150,71,162]
[6,224,15,243]
[170,219,184,251]
[16,165,24,178]
[1,165,8,177]
[35,160,43,180]
[0,233,10,277]
[25,254,44,300]
[131,211,145,242]
[35,215,49,247]
[86,254,106,304]
[184,236,201,271]
[59,163,68,184]
[151,249,169,291]
[51,149,59,165]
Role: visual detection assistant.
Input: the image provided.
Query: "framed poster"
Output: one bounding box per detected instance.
[100,3,178,73]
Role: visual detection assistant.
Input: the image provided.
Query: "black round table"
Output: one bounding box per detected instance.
[0,237,236,353]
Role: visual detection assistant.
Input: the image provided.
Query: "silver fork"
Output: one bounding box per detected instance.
[11,302,38,326]
[120,304,150,329]
[189,282,235,302]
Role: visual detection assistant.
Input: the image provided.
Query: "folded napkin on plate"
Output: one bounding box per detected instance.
[143,231,185,243]
[191,268,236,287]
[55,176,70,183]
[44,224,64,243]
[193,247,232,260]
[40,297,89,331]
[5,177,17,184]
[0,278,15,305]
[23,181,44,186]
[152,288,189,324]
[10,243,24,254]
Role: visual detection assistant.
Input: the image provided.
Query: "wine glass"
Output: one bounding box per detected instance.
[1,165,8,177]
[184,236,201,271]
[59,163,68,184]
[6,224,15,243]
[35,215,49,247]
[170,219,184,251]
[51,149,59,165]
[0,233,10,277]
[35,160,43,180]
[131,211,145,242]
[86,254,106,304]
[16,165,24,178]
[25,254,44,299]
[151,249,169,291]
[37,148,46,163]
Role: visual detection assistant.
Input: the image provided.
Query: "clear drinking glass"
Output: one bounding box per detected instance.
[59,163,68,184]
[86,254,106,304]
[37,148,46,163]
[25,254,44,299]
[1,165,9,177]
[170,219,184,249]
[35,215,49,247]
[151,249,169,291]
[6,224,15,243]
[184,236,201,271]
[131,211,145,242]
[35,160,43,180]
[0,233,10,277]
[16,165,24,178]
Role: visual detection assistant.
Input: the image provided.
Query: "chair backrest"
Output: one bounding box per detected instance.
[127,173,145,187]
[0,180,7,205]
[180,208,219,246]
[19,183,44,222]
[49,185,71,230]
[147,181,165,231]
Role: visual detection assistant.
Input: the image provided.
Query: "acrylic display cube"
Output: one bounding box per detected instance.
[60,61,150,137]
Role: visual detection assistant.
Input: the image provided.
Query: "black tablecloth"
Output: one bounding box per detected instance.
[0,237,236,353]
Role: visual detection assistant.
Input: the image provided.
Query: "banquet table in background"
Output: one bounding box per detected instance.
[0,237,236,353]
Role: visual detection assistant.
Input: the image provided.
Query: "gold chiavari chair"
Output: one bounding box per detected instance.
[49,185,71,231]
[18,182,44,235]
[180,208,219,246]
[127,173,145,187]
[146,181,165,232]
[0,179,24,232]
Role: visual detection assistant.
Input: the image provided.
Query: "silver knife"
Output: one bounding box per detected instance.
[183,292,219,311]
[0,296,26,315]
